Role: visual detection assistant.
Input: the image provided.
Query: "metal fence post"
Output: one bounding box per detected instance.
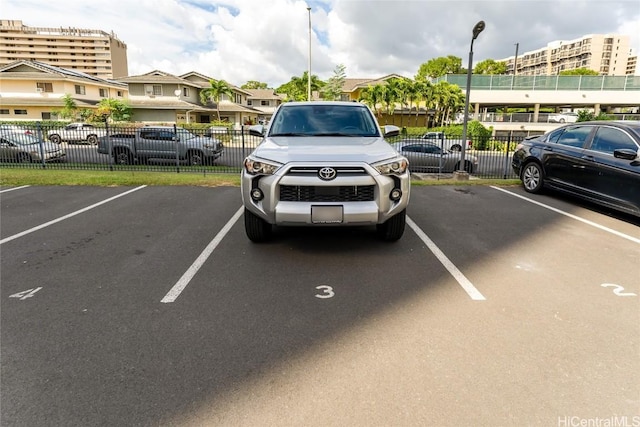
[36,121,46,168]
[174,123,180,173]
[503,131,513,179]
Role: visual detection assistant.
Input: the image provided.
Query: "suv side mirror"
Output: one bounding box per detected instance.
[249,125,265,137]
[383,125,400,138]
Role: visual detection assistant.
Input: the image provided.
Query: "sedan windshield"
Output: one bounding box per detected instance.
[269,104,380,137]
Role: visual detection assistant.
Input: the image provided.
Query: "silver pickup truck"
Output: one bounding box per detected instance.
[97,126,223,165]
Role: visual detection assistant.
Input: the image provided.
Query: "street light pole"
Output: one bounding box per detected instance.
[307,6,312,101]
[458,20,485,177]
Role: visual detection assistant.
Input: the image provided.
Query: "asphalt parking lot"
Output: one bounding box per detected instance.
[1,184,639,427]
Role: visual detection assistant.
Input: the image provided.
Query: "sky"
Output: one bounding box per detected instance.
[3,0,640,88]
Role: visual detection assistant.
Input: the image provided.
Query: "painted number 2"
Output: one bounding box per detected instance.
[601,283,637,297]
[315,285,335,299]
[9,287,42,300]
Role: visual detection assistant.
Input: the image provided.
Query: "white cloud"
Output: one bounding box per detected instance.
[2,0,639,86]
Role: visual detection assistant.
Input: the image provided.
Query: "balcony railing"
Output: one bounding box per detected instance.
[436,74,640,91]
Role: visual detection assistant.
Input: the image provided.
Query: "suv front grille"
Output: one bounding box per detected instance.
[280,185,375,202]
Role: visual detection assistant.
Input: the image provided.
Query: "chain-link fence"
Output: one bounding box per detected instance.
[0,123,524,179]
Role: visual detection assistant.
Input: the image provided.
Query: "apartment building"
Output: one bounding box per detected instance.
[500,34,634,76]
[0,19,128,79]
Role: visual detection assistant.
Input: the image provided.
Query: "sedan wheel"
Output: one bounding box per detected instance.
[87,135,98,145]
[17,152,33,163]
[49,134,61,144]
[522,162,544,193]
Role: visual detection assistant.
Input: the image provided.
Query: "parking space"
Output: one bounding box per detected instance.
[1,184,638,426]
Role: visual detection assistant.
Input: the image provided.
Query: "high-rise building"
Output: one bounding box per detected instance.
[500,34,634,76]
[0,19,128,79]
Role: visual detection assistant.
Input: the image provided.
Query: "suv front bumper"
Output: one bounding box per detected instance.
[241,162,410,226]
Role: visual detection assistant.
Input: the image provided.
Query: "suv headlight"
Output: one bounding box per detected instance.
[244,156,282,175]
[373,157,409,175]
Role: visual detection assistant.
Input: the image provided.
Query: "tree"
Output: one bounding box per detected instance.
[322,64,347,101]
[559,68,599,76]
[57,94,78,120]
[275,71,325,101]
[200,79,234,121]
[358,84,386,118]
[241,80,269,89]
[416,56,463,79]
[473,59,508,75]
[93,98,132,122]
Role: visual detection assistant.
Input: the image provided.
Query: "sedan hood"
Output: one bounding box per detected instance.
[252,136,399,164]
[25,141,62,152]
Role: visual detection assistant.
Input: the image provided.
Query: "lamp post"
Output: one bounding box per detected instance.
[307,6,312,101]
[458,20,485,178]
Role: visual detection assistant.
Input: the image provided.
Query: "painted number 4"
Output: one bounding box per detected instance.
[9,287,42,300]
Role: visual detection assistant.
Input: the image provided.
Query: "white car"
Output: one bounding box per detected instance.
[548,112,578,123]
[241,101,411,242]
[47,123,107,145]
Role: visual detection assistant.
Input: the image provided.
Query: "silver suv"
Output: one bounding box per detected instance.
[241,101,411,242]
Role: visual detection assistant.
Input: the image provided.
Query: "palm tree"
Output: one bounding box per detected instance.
[382,78,402,124]
[200,79,234,121]
[359,84,386,121]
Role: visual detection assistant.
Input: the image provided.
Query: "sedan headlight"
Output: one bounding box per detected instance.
[373,157,409,175]
[243,156,282,175]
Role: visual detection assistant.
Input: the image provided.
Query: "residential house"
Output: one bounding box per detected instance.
[340,73,408,102]
[0,60,128,121]
[245,89,284,123]
[178,71,262,126]
[117,70,260,125]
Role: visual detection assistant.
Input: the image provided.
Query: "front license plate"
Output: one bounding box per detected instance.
[311,205,343,224]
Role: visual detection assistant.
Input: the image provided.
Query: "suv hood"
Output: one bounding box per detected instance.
[253,136,399,164]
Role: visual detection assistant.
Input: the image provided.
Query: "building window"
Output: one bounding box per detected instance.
[0,109,9,115]
[37,82,53,93]
[41,112,52,120]
[117,90,123,97]
[182,87,189,97]
[75,85,86,95]
[235,94,242,104]
[14,110,28,115]
[153,85,162,95]
[247,100,253,106]
[99,88,108,97]
[261,100,269,106]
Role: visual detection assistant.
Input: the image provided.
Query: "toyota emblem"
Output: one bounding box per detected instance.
[318,167,337,181]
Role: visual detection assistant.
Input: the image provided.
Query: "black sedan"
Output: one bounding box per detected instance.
[512,121,640,217]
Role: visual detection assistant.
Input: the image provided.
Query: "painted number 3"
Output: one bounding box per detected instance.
[601,283,637,297]
[315,285,335,299]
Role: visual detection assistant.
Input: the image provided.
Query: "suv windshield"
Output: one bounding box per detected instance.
[269,104,380,137]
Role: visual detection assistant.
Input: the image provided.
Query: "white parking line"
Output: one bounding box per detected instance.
[407,216,486,301]
[0,185,31,193]
[161,206,244,303]
[0,185,147,245]
[491,186,640,245]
